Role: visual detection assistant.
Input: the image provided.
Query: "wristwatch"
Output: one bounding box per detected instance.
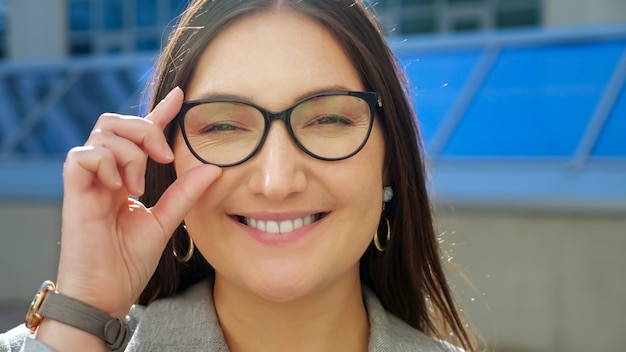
[25,280,131,351]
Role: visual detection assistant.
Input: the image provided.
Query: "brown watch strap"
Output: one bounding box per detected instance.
[39,291,131,351]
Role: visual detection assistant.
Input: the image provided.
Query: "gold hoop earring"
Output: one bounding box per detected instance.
[374,216,391,252]
[173,224,194,263]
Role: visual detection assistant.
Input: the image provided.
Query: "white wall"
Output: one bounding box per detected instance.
[440,208,626,352]
[0,203,61,299]
[0,203,61,332]
[7,0,67,60]
[544,0,626,27]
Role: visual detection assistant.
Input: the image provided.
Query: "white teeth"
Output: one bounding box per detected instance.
[279,220,293,233]
[243,215,317,234]
[266,221,279,233]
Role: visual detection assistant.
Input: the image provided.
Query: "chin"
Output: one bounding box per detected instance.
[248,268,319,303]
[231,258,333,304]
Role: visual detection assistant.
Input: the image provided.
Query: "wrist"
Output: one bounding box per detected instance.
[36,319,108,352]
[54,280,132,320]
[25,280,131,351]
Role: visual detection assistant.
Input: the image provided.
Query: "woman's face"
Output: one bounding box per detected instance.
[174,10,386,302]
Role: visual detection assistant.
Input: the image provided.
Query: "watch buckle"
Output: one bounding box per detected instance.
[25,280,56,333]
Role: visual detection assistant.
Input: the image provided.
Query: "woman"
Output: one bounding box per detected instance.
[1,0,475,351]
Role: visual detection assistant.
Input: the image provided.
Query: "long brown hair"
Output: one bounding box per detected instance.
[138,0,475,350]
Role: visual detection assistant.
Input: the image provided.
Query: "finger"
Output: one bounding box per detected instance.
[150,164,222,239]
[88,87,183,163]
[89,116,173,164]
[145,86,184,130]
[86,129,149,195]
[64,146,123,194]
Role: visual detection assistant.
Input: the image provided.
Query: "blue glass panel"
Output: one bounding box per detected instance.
[137,0,157,27]
[136,38,159,51]
[104,0,123,30]
[69,1,90,31]
[171,0,187,15]
[592,83,626,156]
[443,40,626,157]
[396,49,482,149]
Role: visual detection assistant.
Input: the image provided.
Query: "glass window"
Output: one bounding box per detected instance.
[136,37,160,51]
[371,0,390,10]
[137,0,157,27]
[443,42,624,157]
[69,0,90,31]
[67,0,542,57]
[70,42,92,55]
[402,17,438,35]
[103,0,124,30]
[402,0,435,6]
[592,86,626,157]
[105,44,123,53]
[396,49,483,148]
[449,0,483,4]
[497,8,541,28]
[377,0,541,36]
[452,17,483,32]
[171,0,187,15]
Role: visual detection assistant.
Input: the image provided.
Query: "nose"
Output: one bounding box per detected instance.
[246,121,308,200]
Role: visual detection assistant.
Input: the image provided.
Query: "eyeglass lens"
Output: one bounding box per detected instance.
[182,94,373,166]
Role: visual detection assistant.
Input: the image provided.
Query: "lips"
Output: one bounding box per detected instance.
[237,213,324,234]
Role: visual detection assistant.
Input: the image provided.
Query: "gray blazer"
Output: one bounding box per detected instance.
[1,281,462,351]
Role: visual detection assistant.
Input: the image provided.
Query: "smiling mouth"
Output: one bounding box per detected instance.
[236,213,325,234]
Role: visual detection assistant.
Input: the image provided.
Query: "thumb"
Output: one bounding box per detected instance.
[150,164,222,241]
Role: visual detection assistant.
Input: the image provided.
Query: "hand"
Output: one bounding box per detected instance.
[56,87,221,318]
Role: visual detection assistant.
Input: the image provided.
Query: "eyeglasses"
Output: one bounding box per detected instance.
[177,91,380,167]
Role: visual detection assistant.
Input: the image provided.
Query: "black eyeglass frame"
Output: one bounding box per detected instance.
[177,90,381,167]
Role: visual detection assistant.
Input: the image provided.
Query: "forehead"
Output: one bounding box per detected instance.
[186,10,364,109]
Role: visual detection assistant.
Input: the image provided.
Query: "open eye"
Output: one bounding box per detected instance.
[200,122,241,133]
[309,115,353,126]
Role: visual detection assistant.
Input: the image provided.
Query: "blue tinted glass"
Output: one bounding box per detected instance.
[104,0,123,30]
[136,38,159,50]
[69,1,90,31]
[137,0,157,27]
[397,49,482,149]
[171,0,187,15]
[592,84,626,157]
[105,44,122,53]
[443,40,626,157]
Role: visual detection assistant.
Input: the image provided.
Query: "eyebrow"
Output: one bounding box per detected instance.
[188,84,356,105]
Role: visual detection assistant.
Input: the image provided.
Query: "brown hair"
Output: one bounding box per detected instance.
[138,0,475,350]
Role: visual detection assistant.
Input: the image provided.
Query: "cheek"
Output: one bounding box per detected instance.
[172,136,202,175]
[361,129,386,214]
[361,127,386,190]
[179,168,244,236]
[334,130,385,219]
[180,188,224,264]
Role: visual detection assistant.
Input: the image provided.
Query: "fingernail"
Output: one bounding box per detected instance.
[163,145,174,160]
[161,86,180,103]
[137,182,145,196]
[113,174,123,188]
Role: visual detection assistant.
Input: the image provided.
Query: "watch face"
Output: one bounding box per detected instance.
[25,280,55,332]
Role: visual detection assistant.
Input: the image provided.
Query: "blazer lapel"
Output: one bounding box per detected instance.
[126,281,229,352]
